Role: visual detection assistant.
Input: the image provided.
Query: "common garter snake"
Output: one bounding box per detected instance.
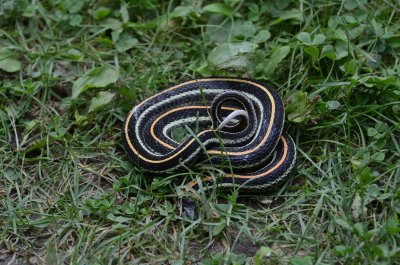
[122,78,296,192]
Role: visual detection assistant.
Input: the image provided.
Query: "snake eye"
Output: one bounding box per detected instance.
[210,91,255,133]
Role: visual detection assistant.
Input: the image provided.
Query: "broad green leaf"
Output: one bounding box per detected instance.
[66,0,84,14]
[297,32,312,45]
[320,45,336,59]
[116,33,138,52]
[100,18,123,31]
[371,18,384,37]
[333,245,352,256]
[304,46,319,59]
[374,244,389,258]
[312,33,326,45]
[328,16,340,29]
[207,42,257,70]
[351,193,364,219]
[349,25,366,40]
[376,122,389,133]
[248,3,260,22]
[326,100,341,110]
[264,46,290,77]
[344,0,358,11]
[120,3,130,23]
[366,184,381,200]
[372,152,385,162]
[253,30,271,43]
[335,43,349,60]
[69,15,82,27]
[212,222,226,236]
[234,21,256,39]
[171,6,200,18]
[194,61,212,76]
[334,28,348,41]
[203,3,233,17]
[335,217,352,231]
[71,66,119,99]
[93,7,111,20]
[387,219,400,235]
[365,128,383,140]
[335,50,348,60]
[254,246,273,265]
[0,49,21,73]
[204,20,231,43]
[88,91,115,113]
[344,15,357,24]
[100,18,123,43]
[340,59,358,75]
[23,4,37,17]
[65,49,83,61]
[353,222,366,237]
[286,91,309,123]
[387,36,400,48]
[298,32,325,46]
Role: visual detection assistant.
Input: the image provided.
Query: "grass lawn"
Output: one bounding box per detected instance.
[1,0,400,264]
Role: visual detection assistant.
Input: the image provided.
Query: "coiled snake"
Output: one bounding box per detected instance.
[122,78,296,192]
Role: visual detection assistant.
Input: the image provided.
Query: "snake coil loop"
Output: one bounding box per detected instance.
[122,78,296,191]
[211,91,254,133]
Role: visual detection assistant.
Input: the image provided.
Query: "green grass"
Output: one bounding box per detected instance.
[1,0,400,264]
